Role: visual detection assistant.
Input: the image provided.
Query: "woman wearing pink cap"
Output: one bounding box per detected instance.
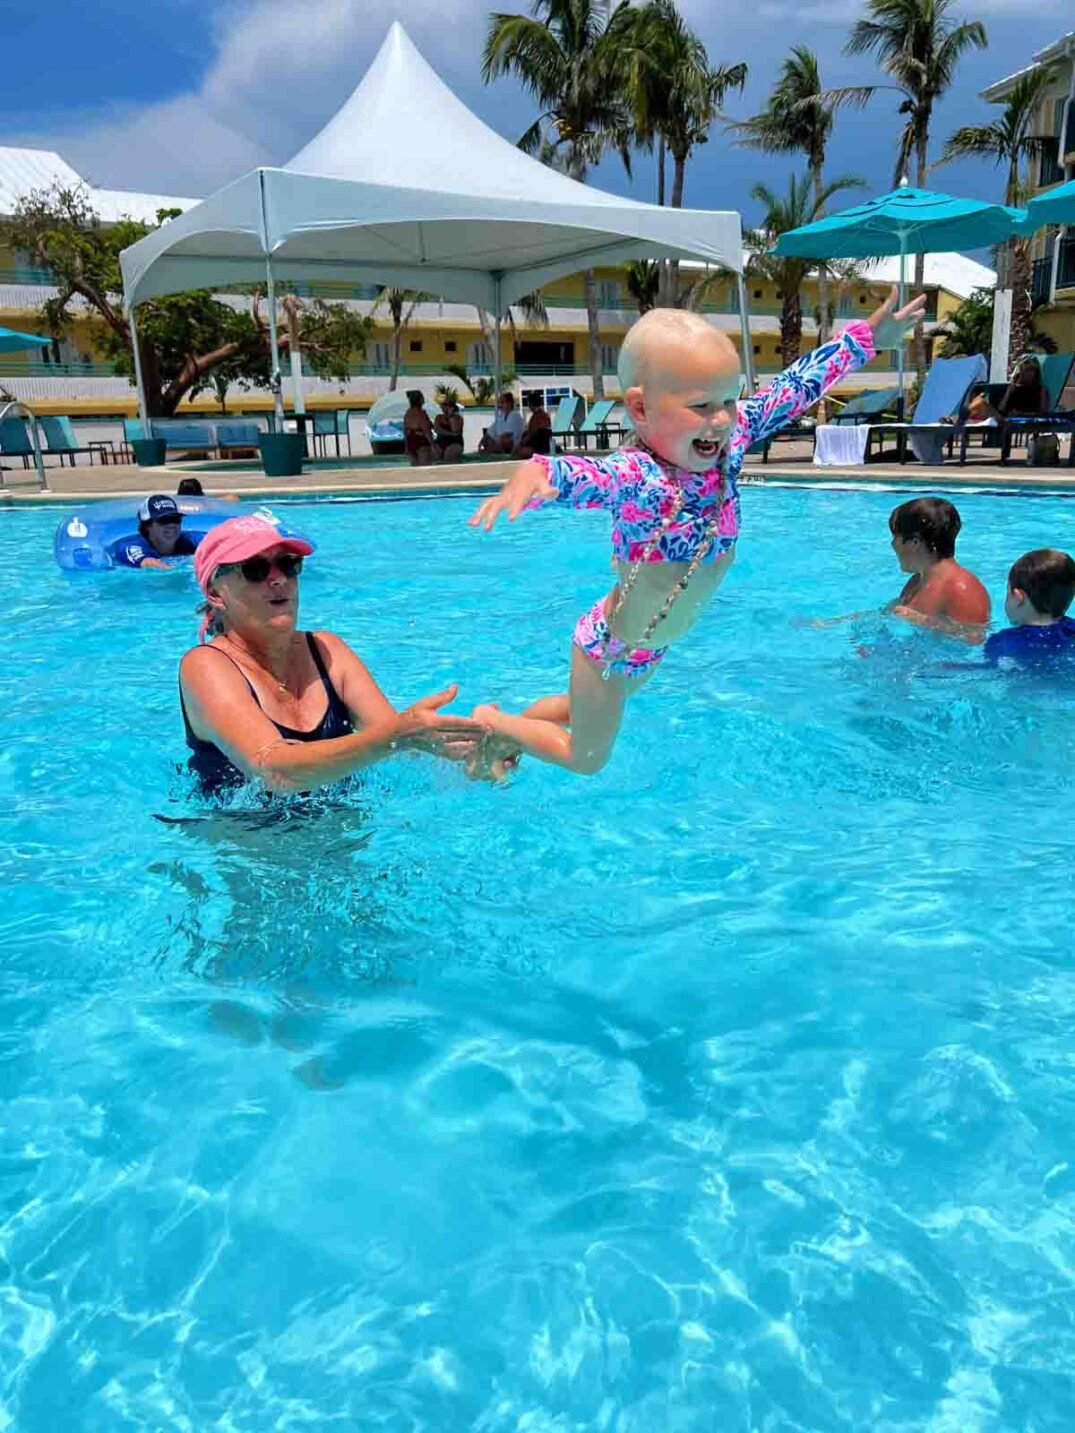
[179,514,484,794]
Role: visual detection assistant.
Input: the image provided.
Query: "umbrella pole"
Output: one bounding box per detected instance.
[897,239,906,419]
[736,272,756,393]
[264,259,285,429]
[127,296,151,436]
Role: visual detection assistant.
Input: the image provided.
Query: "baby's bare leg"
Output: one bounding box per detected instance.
[477,646,629,775]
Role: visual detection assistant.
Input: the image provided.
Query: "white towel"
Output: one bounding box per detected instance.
[814,424,869,467]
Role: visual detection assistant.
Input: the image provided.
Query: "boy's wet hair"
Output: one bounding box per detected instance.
[888,497,961,559]
[1009,548,1075,618]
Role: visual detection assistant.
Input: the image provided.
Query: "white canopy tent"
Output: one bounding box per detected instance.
[119,22,752,422]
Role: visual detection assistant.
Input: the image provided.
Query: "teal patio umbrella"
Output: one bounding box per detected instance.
[0,328,51,354]
[773,182,1027,403]
[1021,178,1075,229]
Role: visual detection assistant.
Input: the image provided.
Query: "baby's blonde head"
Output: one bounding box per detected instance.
[617,308,739,393]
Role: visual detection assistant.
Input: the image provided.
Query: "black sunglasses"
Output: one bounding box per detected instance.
[227,554,304,582]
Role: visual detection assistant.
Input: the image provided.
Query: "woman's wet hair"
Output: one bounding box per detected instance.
[888,497,961,559]
[1009,548,1075,618]
[177,477,204,496]
[406,389,425,407]
[1015,356,1043,386]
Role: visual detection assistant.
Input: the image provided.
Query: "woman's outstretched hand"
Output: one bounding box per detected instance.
[392,684,487,760]
[866,286,928,351]
[470,461,556,531]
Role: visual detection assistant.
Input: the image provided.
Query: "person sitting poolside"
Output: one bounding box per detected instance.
[887,497,990,641]
[984,548,1075,667]
[513,393,553,459]
[479,392,524,454]
[179,514,485,795]
[109,494,199,569]
[403,390,436,467]
[432,398,464,463]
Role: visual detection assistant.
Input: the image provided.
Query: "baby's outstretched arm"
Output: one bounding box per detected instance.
[470,452,625,531]
[738,288,927,448]
[470,460,556,530]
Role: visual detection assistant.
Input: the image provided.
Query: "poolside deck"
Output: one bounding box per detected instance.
[3,442,1075,504]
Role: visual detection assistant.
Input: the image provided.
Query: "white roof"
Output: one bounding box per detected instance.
[119,22,743,310]
[981,30,1075,101]
[0,145,196,224]
[859,252,996,299]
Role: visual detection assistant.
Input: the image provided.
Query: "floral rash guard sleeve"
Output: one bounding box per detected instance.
[732,320,876,453]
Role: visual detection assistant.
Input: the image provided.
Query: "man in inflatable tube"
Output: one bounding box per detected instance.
[110,494,200,570]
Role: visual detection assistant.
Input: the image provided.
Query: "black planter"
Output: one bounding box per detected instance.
[258,433,305,478]
[131,438,167,467]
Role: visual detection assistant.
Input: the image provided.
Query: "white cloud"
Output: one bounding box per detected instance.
[13,0,491,197]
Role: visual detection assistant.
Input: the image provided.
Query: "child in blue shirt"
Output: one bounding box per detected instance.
[984,549,1075,666]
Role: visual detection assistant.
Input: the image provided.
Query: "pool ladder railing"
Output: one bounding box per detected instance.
[0,398,48,491]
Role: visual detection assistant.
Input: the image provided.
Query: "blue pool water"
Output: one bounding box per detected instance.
[4,485,1075,1428]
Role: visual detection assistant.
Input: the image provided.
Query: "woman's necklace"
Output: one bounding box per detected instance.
[222,635,293,697]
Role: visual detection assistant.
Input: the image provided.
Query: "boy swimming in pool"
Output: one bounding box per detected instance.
[984,548,1075,667]
[468,287,927,775]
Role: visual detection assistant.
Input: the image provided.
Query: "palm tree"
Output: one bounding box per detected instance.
[729,46,845,341]
[940,68,1054,364]
[483,0,634,398]
[370,287,426,390]
[747,173,865,366]
[620,0,746,302]
[829,0,988,380]
[625,259,661,313]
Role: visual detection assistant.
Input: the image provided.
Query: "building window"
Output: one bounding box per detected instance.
[753,289,762,299]
[409,340,423,353]
[445,340,457,353]
[600,343,620,370]
[752,344,761,355]
[368,342,391,370]
[1039,100,1066,187]
[859,294,868,304]
[598,279,622,307]
[468,341,493,370]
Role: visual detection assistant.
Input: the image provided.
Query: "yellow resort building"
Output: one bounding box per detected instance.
[982,30,1075,352]
[0,145,991,418]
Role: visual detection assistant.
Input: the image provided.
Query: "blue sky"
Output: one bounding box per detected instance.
[2,0,1070,225]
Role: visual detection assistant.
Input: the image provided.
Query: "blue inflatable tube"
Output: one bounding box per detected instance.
[53,499,315,571]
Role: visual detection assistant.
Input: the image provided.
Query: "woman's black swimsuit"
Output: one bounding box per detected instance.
[181,632,353,793]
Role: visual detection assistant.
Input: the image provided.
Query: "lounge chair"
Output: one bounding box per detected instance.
[549,394,583,452]
[864,354,987,464]
[960,355,1075,465]
[39,416,115,466]
[0,416,35,468]
[216,420,262,456]
[829,387,902,424]
[574,398,624,450]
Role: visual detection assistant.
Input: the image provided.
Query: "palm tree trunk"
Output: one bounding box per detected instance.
[657,137,666,207]
[665,151,687,306]
[812,163,830,346]
[389,328,401,391]
[781,292,803,367]
[1008,238,1032,366]
[584,268,605,400]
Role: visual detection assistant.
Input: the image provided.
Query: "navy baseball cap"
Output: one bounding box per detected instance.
[138,494,181,522]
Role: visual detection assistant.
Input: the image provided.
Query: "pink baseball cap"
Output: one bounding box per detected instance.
[194,514,313,597]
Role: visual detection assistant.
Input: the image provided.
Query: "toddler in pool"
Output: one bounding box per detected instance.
[469,287,926,775]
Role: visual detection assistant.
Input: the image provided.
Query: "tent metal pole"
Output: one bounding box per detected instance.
[493,280,503,398]
[736,272,756,393]
[127,296,151,434]
[264,259,286,428]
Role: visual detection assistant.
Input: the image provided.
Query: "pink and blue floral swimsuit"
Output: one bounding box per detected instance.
[531,321,875,677]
